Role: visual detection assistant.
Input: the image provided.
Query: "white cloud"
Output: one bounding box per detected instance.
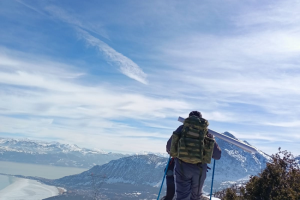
[0,47,84,79]
[45,5,109,39]
[15,0,47,16]
[0,70,183,119]
[234,0,300,28]
[2,1,300,155]
[42,5,148,84]
[0,50,188,152]
[152,19,300,123]
[204,112,238,123]
[77,29,148,85]
[0,115,169,153]
[132,1,300,156]
[228,130,293,142]
[264,121,300,128]
[12,3,149,85]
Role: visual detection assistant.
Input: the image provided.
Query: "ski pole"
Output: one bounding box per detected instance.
[210,159,216,200]
[157,156,171,200]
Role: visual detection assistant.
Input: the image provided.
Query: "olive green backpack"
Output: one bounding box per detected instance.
[170,116,215,164]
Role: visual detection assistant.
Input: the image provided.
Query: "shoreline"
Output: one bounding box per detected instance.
[0,174,18,191]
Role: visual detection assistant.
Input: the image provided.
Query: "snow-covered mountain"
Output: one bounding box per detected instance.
[207,132,271,191]
[44,132,271,196]
[0,137,107,154]
[0,138,125,168]
[51,154,166,188]
[38,154,165,200]
[296,155,300,165]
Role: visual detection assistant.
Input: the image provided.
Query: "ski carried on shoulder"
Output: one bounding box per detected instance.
[178,117,258,154]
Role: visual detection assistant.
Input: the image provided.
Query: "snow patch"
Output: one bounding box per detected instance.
[0,178,59,200]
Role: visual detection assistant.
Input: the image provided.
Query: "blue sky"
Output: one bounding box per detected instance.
[0,0,299,155]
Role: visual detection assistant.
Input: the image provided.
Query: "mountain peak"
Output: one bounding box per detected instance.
[223,131,237,139]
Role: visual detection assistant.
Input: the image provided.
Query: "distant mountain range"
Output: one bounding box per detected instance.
[34,132,272,199]
[0,138,125,168]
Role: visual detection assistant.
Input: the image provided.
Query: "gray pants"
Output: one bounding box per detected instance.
[174,158,207,200]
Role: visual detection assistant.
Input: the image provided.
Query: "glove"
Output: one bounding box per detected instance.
[207,133,214,139]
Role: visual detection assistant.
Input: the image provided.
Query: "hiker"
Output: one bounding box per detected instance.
[166,111,221,200]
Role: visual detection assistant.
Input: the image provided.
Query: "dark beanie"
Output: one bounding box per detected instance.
[189,111,202,118]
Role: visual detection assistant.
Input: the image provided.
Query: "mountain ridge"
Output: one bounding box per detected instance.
[0,137,171,168]
[44,131,271,194]
[1,132,273,199]
[0,137,126,168]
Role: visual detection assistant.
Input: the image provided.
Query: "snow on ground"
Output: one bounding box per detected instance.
[0,178,59,200]
[199,197,220,200]
[202,195,220,200]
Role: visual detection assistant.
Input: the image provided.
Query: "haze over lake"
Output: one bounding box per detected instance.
[0,161,88,179]
[0,161,88,194]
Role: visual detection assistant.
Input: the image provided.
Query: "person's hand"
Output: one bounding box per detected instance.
[207,133,214,138]
[166,148,170,154]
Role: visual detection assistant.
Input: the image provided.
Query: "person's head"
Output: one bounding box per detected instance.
[189,111,202,118]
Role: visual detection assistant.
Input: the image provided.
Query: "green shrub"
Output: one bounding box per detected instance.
[220,148,300,200]
[223,188,239,200]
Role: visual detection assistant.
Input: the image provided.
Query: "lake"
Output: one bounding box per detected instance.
[0,161,88,179]
[0,161,88,193]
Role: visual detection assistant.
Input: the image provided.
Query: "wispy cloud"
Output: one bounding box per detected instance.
[153,12,300,122]
[12,2,148,84]
[44,5,109,39]
[264,121,300,128]
[77,29,148,85]
[43,5,148,85]
[133,1,300,155]
[0,49,186,152]
[15,0,46,16]
[0,47,84,79]
[2,0,300,155]
[234,0,300,28]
